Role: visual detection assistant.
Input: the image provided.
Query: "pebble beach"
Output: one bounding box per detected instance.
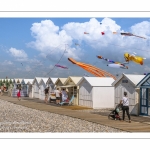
[0,99,127,132]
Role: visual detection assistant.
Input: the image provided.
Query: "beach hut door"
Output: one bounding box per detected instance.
[140,88,148,116]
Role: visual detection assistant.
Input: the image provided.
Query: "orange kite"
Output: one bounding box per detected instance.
[68,58,116,80]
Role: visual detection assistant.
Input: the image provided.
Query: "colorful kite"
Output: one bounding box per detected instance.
[97,55,128,69]
[113,32,146,39]
[55,64,68,69]
[124,52,146,65]
[84,32,89,34]
[68,58,116,80]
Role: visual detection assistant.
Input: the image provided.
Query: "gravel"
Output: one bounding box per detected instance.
[0,99,126,132]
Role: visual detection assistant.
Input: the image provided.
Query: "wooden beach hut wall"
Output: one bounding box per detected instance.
[112,73,145,115]
[26,79,34,98]
[32,77,42,99]
[136,73,150,116]
[12,78,23,97]
[21,79,34,97]
[39,78,49,100]
[0,79,5,90]
[77,77,115,108]
[60,76,82,105]
[55,78,67,90]
[46,77,58,93]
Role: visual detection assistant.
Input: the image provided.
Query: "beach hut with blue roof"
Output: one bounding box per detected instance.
[136,73,150,116]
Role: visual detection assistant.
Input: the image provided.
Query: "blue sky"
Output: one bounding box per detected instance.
[0,17,150,79]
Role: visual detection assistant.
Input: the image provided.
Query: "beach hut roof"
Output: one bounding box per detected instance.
[55,78,67,85]
[77,77,115,87]
[23,79,34,84]
[39,78,49,85]
[64,76,82,85]
[13,78,23,83]
[46,77,58,84]
[112,73,145,87]
[32,77,43,85]
[136,73,150,87]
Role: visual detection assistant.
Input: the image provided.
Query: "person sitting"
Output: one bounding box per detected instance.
[61,88,68,102]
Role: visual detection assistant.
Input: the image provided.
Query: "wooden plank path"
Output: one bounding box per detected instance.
[1,96,150,132]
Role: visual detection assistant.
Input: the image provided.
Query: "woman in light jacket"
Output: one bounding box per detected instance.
[121,92,131,123]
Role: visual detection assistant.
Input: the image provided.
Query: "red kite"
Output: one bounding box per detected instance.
[101,32,105,35]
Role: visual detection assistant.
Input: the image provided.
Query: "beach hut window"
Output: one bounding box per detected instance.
[122,80,128,83]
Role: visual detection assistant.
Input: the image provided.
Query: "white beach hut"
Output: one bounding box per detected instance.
[39,78,49,100]
[26,79,34,98]
[12,78,23,97]
[55,78,67,90]
[21,79,34,97]
[46,77,58,93]
[32,77,42,99]
[136,73,150,116]
[60,76,82,105]
[77,77,115,108]
[112,73,145,115]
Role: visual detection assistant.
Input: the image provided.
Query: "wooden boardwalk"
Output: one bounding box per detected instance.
[1,96,150,132]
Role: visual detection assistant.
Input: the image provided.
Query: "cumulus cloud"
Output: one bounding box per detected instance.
[8,47,28,61]
[27,20,83,60]
[24,18,150,76]
[144,65,150,72]
[25,66,31,72]
[2,60,13,65]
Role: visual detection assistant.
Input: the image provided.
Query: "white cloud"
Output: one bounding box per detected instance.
[27,20,83,60]
[10,18,150,77]
[131,21,150,37]
[49,64,53,69]
[2,60,13,65]
[25,66,31,72]
[144,65,150,72]
[8,47,28,61]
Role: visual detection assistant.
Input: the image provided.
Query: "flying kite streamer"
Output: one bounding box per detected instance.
[68,58,116,80]
[55,64,68,69]
[113,32,146,39]
[97,56,128,69]
[84,32,89,34]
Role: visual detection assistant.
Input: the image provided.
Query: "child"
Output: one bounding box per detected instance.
[114,100,123,120]
[17,88,21,101]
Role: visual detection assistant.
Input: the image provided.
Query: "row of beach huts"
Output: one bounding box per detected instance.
[1,73,150,116]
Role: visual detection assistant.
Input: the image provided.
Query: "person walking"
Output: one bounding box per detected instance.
[0,88,2,96]
[17,88,21,101]
[44,87,49,103]
[54,88,61,104]
[121,92,131,123]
